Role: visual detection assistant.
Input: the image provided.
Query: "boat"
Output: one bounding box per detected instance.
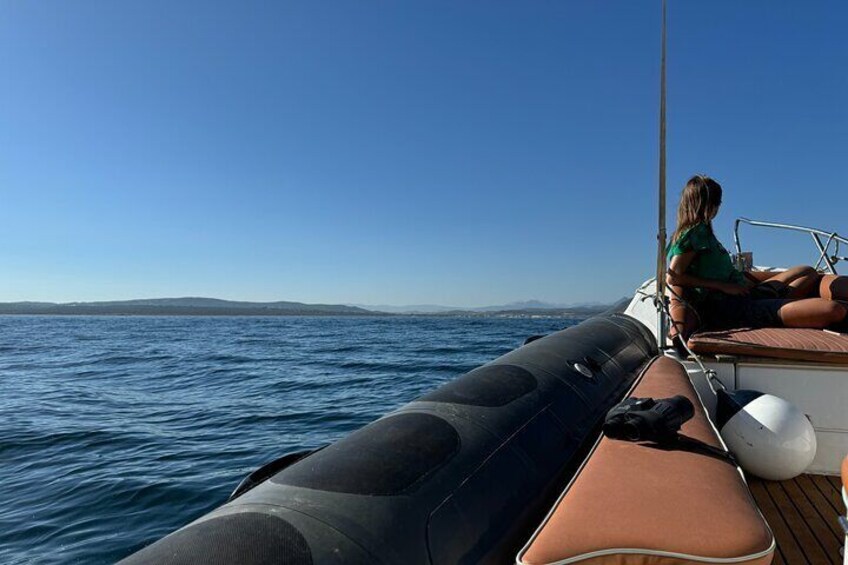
[120,3,848,564]
[624,217,848,565]
[119,229,848,565]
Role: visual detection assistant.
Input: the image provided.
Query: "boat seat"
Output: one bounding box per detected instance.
[666,276,848,365]
[516,356,775,565]
[688,327,848,365]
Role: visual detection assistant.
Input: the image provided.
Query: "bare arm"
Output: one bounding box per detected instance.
[666,252,750,295]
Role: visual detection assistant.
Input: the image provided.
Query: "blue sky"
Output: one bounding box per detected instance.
[2,1,846,306]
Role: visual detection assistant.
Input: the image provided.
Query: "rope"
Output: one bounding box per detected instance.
[659,285,726,395]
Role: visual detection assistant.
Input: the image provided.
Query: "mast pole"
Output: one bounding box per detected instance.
[656,0,668,346]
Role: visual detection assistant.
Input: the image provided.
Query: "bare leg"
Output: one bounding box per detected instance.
[777,298,848,328]
[668,284,698,341]
[819,274,848,301]
[756,265,822,299]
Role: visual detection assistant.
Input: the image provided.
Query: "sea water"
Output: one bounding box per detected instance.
[0,315,578,564]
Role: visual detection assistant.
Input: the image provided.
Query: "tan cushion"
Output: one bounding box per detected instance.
[689,327,848,364]
[517,356,774,565]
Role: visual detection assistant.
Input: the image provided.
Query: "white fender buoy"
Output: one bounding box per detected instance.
[716,389,816,481]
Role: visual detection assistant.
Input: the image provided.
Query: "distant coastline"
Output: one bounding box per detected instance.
[0,297,627,318]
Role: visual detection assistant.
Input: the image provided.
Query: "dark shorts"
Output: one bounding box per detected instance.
[748,282,794,300]
[698,293,787,331]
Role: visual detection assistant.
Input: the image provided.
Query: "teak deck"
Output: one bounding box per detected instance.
[748,474,845,565]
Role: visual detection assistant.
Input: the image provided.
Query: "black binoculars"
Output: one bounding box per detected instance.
[603,395,694,443]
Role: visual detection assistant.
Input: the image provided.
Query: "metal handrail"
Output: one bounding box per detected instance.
[733,217,848,275]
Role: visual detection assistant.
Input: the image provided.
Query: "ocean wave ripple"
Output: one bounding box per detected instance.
[0,315,576,564]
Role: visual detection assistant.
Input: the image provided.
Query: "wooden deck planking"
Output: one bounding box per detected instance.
[796,474,846,541]
[748,474,844,565]
[782,479,843,560]
[812,474,846,514]
[749,479,804,565]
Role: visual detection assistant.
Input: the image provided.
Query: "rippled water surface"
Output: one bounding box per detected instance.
[0,315,578,564]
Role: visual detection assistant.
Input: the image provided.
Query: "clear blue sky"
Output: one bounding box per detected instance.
[2,1,846,306]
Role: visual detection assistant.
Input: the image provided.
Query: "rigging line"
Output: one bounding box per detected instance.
[659,288,725,395]
[655,0,669,345]
[652,2,722,397]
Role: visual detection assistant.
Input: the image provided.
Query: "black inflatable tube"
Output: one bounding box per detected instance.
[120,313,656,565]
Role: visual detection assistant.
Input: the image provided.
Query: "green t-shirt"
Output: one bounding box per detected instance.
[667,223,745,298]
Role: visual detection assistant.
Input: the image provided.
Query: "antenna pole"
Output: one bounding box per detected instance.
[656,0,669,347]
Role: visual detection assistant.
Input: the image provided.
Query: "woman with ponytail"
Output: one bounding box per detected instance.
[666,174,848,336]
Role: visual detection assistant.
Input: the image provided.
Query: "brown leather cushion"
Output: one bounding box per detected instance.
[688,327,848,364]
[517,356,774,565]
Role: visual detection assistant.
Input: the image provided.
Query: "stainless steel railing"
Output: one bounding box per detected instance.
[733,217,848,275]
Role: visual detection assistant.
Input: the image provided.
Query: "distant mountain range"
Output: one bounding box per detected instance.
[0,297,628,317]
[352,299,619,314]
[0,298,374,316]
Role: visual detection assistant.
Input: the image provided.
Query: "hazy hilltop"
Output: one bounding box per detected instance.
[0,297,375,316]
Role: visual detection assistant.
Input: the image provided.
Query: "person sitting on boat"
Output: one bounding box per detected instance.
[665,174,848,337]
